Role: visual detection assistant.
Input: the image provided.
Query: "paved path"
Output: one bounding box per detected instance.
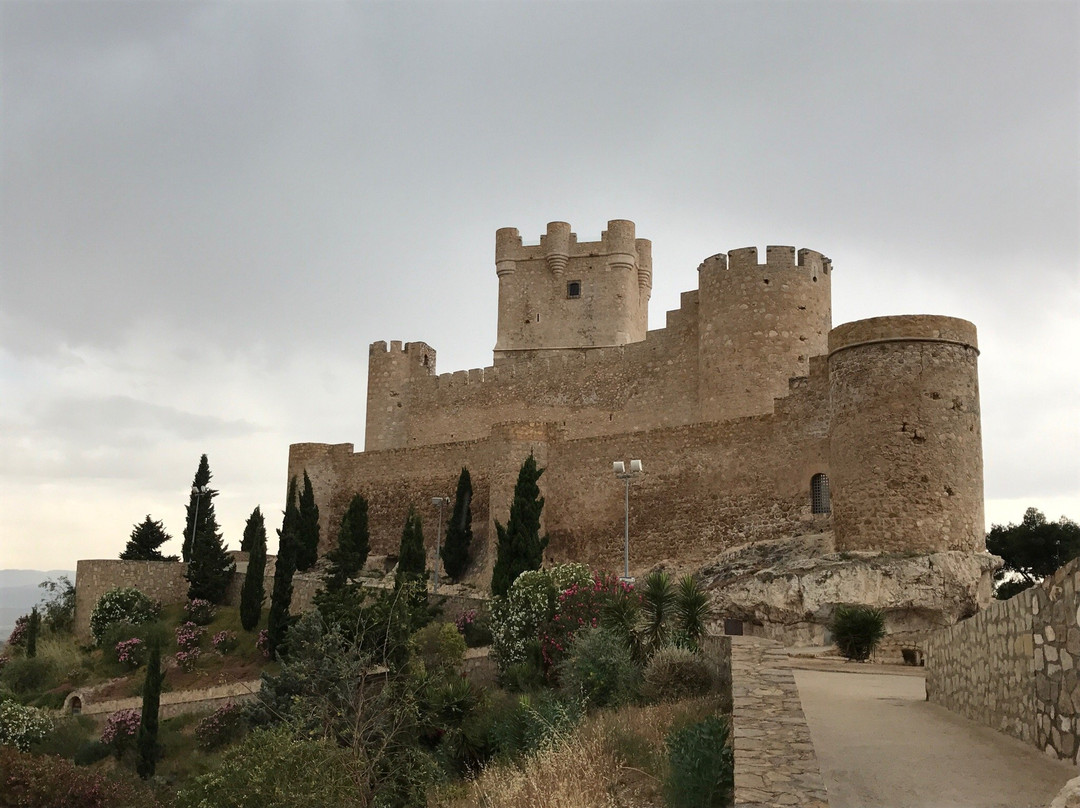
[731,637,830,807]
[793,667,1075,808]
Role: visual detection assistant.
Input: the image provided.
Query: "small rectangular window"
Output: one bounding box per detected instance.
[567,281,581,299]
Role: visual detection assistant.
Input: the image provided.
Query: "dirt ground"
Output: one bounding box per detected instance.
[792,667,1075,808]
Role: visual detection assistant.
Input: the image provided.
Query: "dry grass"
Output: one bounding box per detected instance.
[433,695,727,808]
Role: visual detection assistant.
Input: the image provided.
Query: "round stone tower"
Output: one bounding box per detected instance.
[828,315,983,553]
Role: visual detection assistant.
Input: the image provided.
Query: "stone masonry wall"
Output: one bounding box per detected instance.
[926,557,1080,762]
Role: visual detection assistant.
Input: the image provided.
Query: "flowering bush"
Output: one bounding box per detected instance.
[89,587,160,645]
[454,608,493,648]
[195,701,246,750]
[0,654,9,672]
[0,700,53,751]
[0,745,162,808]
[490,563,591,673]
[6,615,29,648]
[256,629,270,659]
[454,610,476,633]
[114,637,144,670]
[101,708,140,757]
[212,630,238,655]
[184,598,217,626]
[541,572,635,674]
[175,621,205,652]
[176,648,201,672]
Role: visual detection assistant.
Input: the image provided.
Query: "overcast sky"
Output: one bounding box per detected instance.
[1,0,1077,571]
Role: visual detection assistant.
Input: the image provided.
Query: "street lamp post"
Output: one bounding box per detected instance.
[612,460,643,582]
[431,496,449,593]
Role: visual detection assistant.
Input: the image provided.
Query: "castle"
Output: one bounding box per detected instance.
[289,219,985,582]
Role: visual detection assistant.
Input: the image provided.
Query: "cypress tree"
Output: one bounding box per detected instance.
[491,453,548,598]
[240,507,267,632]
[395,506,427,588]
[25,608,39,659]
[267,478,300,660]
[121,516,175,561]
[136,638,163,780]
[323,494,370,594]
[182,455,212,563]
[440,467,473,581]
[295,470,321,571]
[185,462,235,604]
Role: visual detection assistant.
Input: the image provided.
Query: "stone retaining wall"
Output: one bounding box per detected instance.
[926,557,1080,762]
[66,679,262,721]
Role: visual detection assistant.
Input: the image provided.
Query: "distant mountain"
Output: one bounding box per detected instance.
[0,569,74,644]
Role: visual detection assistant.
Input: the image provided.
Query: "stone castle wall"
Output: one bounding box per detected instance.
[926,557,1080,762]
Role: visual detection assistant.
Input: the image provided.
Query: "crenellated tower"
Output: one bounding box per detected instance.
[696,246,832,420]
[364,340,436,451]
[493,219,652,363]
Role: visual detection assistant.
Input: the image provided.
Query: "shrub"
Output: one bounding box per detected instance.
[256,628,271,658]
[7,615,29,648]
[185,598,217,626]
[487,690,584,761]
[663,715,734,808]
[0,700,53,751]
[212,630,239,655]
[176,648,201,671]
[558,626,639,709]
[195,701,246,750]
[175,621,205,651]
[541,571,634,674]
[831,604,886,662]
[0,656,55,695]
[642,646,715,703]
[31,714,96,759]
[89,588,160,645]
[454,609,493,648]
[412,622,466,677]
[101,708,141,757]
[74,739,112,766]
[0,745,161,808]
[115,637,144,670]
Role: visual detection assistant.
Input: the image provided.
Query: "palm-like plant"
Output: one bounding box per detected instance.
[641,571,676,653]
[674,575,709,649]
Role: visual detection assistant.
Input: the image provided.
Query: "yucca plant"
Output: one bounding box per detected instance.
[830,604,886,661]
[674,575,709,649]
[641,571,675,654]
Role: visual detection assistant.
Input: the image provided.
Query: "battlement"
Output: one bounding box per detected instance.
[700,246,831,274]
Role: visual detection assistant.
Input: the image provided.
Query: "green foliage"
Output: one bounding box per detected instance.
[663,715,734,808]
[30,714,96,760]
[0,699,53,751]
[183,454,213,563]
[487,690,584,761]
[987,507,1080,598]
[323,493,370,593]
[396,506,427,586]
[267,479,300,661]
[490,563,591,673]
[89,587,160,645]
[0,657,55,696]
[0,744,161,808]
[295,470,321,572]
[411,622,466,678]
[195,701,246,751]
[136,639,163,779]
[674,575,709,649]
[641,571,676,653]
[558,626,639,708]
[491,453,549,598]
[642,646,716,703]
[441,467,473,581]
[120,515,175,561]
[24,609,39,659]
[184,455,235,603]
[176,726,364,808]
[37,576,76,634]
[240,506,268,632]
[831,604,886,661]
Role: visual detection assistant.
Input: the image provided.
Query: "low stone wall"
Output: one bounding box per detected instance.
[926,557,1080,762]
[66,679,262,721]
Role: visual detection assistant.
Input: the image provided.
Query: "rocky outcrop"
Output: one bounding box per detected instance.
[701,533,1001,645]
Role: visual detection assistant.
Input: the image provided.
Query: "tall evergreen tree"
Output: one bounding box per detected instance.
[295,470,321,571]
[491,453,548,598]
[182,455,213,563]
[184,455,235,603]
[25,608,39,659]
[121,516,176,561]
[136,638,163,780]
[440,467,473,581]
[395,507,426,588]
[240,507,267,632]
[323,494,370,594]
[267,478,300,660]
